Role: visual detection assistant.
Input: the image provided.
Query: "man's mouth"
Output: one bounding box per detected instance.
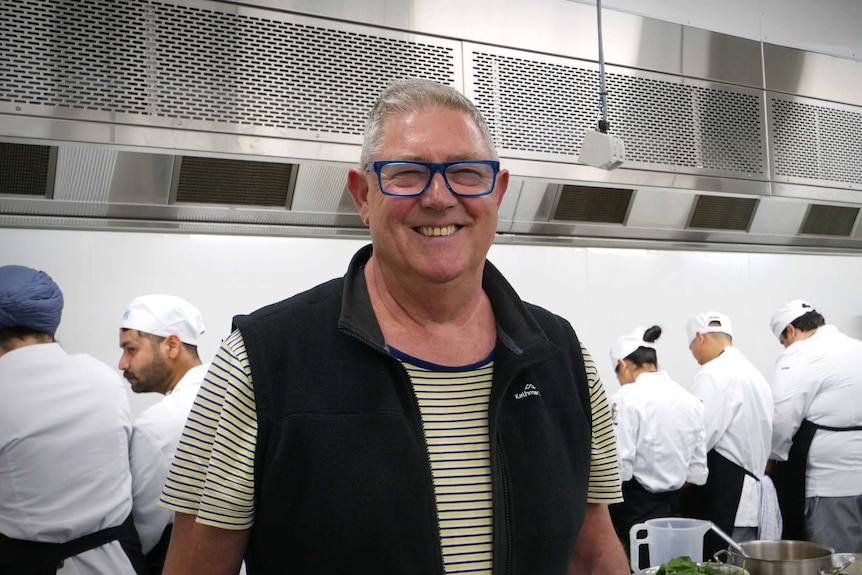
[416,225,458,237]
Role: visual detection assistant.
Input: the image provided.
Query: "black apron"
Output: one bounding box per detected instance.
[144,524,172,575]
[610,477,681,567]
[680,449,753,560]
[0,513,148,575]
[771,419,862,541]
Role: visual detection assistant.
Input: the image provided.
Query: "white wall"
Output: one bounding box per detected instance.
[3,227,861,416]
[571,0,862,61]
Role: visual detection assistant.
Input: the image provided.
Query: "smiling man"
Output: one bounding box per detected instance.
[160,78,629,575]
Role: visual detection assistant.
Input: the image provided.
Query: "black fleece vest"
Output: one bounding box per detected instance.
[234,247,592,575]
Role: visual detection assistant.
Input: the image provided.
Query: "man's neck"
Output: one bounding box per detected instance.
[165,356,203,394]
[0,333,54,358]
[364,258,496,365]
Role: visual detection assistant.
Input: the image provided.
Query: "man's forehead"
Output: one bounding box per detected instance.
[119,328,147,345]
[378,110,490,156]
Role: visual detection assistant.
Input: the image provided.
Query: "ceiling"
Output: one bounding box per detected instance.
[1,0,861,253]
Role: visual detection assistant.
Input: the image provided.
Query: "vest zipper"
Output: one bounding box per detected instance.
[489,359,523,575]
[407,369,448,575]
[340,328,447,574]
[496,442,513,575]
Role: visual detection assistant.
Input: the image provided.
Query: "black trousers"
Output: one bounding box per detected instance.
[610,477,681,567]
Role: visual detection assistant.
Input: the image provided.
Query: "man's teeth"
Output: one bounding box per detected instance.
[418,225,457,237]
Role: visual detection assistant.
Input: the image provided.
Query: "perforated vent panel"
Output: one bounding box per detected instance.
[799,204,859,236]
[688,195,758,231]
[471,50,764,174]
[1,0,457,136]
[176,158,294,207]
[553,185,633,224]
[771,98,862,185]
[0,143,54,196]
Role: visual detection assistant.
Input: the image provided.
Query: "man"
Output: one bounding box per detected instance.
[159,78,629,575]
[119,294,208,574]
[769,300,862,553]
[680,311,774,557]
[0,265,147,574]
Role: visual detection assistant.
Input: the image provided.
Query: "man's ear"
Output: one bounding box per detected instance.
[347,167,371,226]
[163,334,184,360]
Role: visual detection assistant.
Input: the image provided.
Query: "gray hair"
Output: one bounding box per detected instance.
[359,78,498,166]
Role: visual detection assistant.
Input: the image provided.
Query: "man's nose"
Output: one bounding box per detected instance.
[421,172,456,205]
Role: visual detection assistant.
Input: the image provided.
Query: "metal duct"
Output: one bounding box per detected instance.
[0,0,861,252]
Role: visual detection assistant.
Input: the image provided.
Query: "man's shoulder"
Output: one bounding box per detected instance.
[133,389,196,445]
[519,300,575,334]
[236,277,344,324]
[135,366,206,428]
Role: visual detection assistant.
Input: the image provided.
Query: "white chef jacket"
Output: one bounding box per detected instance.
[771,325,862,497]
[129,362,209,553]
[0,343,138,575]
[689,346,773,526]
[610,370,708,492]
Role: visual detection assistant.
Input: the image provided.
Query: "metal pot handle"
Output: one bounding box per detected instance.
[713,549,730,563]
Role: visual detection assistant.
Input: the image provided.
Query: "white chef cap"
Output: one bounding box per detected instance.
[770,299,815,339]
[686,310,733,343]
[609,326,656,367]
[121,294,205,346]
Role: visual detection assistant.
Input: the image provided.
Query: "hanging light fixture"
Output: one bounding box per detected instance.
[575,0,626,170]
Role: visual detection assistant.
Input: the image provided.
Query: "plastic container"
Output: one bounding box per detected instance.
[630,517,711,572]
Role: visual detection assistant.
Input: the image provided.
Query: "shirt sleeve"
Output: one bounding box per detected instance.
[609,389,636,483]
[689,368,732,453]
[581,343,624,504]
[130,421,175,553]
[160,330,258,529]
[686,401,709,485]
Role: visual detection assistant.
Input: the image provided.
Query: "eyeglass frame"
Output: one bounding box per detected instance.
[364,160,500,197]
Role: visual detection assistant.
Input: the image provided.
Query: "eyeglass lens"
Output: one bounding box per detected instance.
[379,162,495,196]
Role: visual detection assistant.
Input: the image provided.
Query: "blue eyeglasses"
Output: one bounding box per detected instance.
[364,160,500,197]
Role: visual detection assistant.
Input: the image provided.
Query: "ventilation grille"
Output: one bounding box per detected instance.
[799,204,859,236]
[0,142,55,196]
[771,98,862,185]
[553,185,633,224]
[688,195,758,231]
[175,158,295,207]
[472,51,764,174]
[0,0,456,136]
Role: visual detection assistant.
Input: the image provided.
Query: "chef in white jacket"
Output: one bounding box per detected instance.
[119,294,209,574]
[681,311,774,556]
[607,325,708,565]
[0,265,146,575]
[768,299,862,554]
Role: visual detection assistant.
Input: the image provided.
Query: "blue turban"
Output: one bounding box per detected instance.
[0,265,64,335]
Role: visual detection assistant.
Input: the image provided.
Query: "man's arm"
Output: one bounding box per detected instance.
[568,503,629,575]
[162,512,250,575]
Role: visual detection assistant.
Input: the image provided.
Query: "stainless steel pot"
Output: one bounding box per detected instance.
[635,563,747,574]
[716,540,834,575]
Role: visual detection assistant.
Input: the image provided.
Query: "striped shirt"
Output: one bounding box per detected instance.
[160,332,623,537]
[393,347,494,573]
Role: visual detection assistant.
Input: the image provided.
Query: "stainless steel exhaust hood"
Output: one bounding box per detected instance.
[1,0,861,252]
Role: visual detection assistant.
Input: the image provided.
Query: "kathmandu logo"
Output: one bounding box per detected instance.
[515,383,540,400]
